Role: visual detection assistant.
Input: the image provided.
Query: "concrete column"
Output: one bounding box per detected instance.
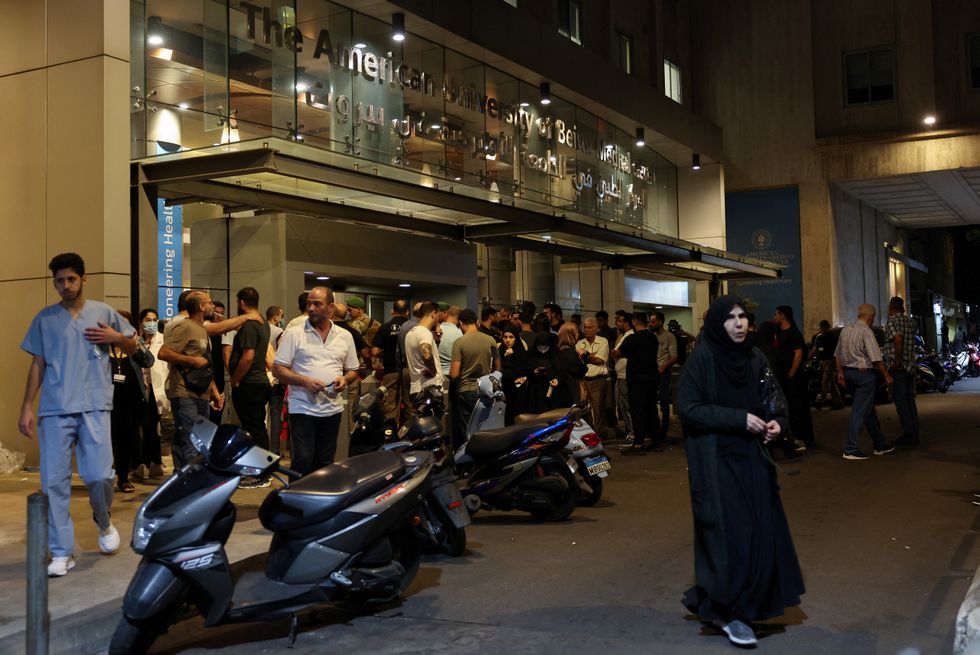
[515,251,557,310]
[484,245,513,307]
[1,0,130,465]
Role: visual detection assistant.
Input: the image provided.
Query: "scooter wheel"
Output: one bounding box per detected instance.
[577,474,603,507]
[530,471,577,522]
[108,613,172,655]
[438,522,467,558]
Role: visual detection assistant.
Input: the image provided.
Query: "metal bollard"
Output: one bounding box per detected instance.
[27,492,49,655]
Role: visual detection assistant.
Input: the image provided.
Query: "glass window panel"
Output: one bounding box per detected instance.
[294,0,352,155]
[569,0,581,44]
[619,32,632,74]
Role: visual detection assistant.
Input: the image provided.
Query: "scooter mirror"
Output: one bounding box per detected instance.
[189,417,218,457]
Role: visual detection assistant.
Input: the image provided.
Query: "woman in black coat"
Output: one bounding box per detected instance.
[499,326,533,423]
[527,331,560,413]
[676,296,804,647]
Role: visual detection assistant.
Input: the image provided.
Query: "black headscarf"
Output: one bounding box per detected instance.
[500,326,531,380]
[701,295,762,411]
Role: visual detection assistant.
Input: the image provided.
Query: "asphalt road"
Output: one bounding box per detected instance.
[139,378,980,655]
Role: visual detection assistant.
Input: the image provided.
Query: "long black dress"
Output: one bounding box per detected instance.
[527,333,561,413]
[501,339,533,423]
[676,299,805,625]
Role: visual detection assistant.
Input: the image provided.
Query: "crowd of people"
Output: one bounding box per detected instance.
[18,251,927,648]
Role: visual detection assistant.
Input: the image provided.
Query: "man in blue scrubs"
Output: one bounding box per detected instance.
[19,253,138,577]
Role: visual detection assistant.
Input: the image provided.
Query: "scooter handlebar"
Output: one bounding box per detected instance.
[277,464,303,481]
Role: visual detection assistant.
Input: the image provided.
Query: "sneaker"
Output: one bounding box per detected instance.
[794,440,807,453]
[48,556,75,577]
[99,525,120,554]
[715,619,757,647]
[873,444,896,456]
[240,476,271,489]
[618,435,636,450]
[148,463,166,478]
[842,451,870,460]
[130,464,148,480]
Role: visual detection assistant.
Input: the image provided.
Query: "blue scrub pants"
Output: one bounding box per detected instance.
[38,411,114,557]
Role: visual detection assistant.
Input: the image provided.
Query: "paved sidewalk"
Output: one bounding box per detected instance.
[0,471,274,655]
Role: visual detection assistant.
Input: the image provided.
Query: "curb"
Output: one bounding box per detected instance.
[0,596,122,655]
[957,564,980,655]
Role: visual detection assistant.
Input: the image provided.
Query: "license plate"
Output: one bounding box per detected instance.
[584,455,611,476]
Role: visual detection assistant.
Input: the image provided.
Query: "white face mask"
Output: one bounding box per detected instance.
[143,320,158,335]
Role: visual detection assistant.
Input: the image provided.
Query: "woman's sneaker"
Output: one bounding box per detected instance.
[47,556,75,577]
[715,619,758,647]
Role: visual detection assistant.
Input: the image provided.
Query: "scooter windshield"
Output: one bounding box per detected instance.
[209,424,255,469]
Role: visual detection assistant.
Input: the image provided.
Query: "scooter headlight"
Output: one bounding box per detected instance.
[132,513,169,554]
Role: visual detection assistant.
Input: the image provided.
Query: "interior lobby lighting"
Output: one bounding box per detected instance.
[540,82,551,105]
[692,153,701,170]
[146,16,164,45]
[392,13,406,41]
[431,123,442,129]
[354,42,367,49]
[316,275,330,280]
[635,127,645,147]
[399,283,411,288]
[178,102,189,110]
[923,115,936,127]
[295,82,309,92]
[519,101,530,107]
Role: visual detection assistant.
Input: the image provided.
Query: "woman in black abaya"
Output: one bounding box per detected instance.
[500,326,532,423]
[676,296,805,647]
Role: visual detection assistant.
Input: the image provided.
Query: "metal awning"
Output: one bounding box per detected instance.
[134,138,782,282]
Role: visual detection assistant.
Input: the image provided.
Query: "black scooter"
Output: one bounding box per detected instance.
[457,405,584,522]
[351,384,470,557]
[109,418,432,655]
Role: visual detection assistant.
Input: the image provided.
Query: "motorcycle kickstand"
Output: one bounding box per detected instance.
[287,612,299,648]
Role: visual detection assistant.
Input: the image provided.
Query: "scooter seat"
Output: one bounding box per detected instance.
[467,422,549,457]
[514,408,571,425]
[259,450,406,532]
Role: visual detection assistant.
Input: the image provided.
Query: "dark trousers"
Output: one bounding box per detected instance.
[233,382,271,450]
[140,397,162,466]
[843,369,886,453]
[657,372,672,436]
[289,412,342,476]
[172,396,210,469]
[111,398,142,483]
[453,389,479,450]
[786,374,814,444]
[628,378,661,447]
[268,385,285,455]
[891,369,919,442]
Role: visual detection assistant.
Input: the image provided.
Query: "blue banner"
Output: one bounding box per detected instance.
[725,187,803,326]
[157,199,183,320]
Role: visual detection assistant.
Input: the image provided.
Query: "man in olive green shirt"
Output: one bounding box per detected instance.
[450,309,499,448]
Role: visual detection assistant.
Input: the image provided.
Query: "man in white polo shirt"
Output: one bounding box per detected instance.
[272,286,359,476]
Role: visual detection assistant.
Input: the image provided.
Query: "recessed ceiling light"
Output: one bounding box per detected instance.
[923,115,936,126]
[399,283,411,288]
[354,42,367,49]
[295,82,309,92]
[304,271,314,274]
[431,123,442,129]
[519,101,530,107]
[542,234,552,241]
[453,176,462,181]
[316,275,330,280]
[147,34,164,46]
[178,102,189,109]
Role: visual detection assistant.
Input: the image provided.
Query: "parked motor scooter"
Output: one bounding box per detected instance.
[456,372,611,506]
[456,405,585,521]
[514,407,610,506]
[350,384,470,557]
[109,418,432,655]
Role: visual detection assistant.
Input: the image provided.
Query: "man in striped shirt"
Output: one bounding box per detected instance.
[883,296,919,446]
[834,304,895,460]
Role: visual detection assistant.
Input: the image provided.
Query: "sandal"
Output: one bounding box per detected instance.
[117,480,136,493]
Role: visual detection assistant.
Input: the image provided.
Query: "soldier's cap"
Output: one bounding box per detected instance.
[346,296,365,309]
[437,301,451,311]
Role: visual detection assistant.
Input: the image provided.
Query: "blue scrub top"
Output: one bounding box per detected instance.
[21,300,136,417]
